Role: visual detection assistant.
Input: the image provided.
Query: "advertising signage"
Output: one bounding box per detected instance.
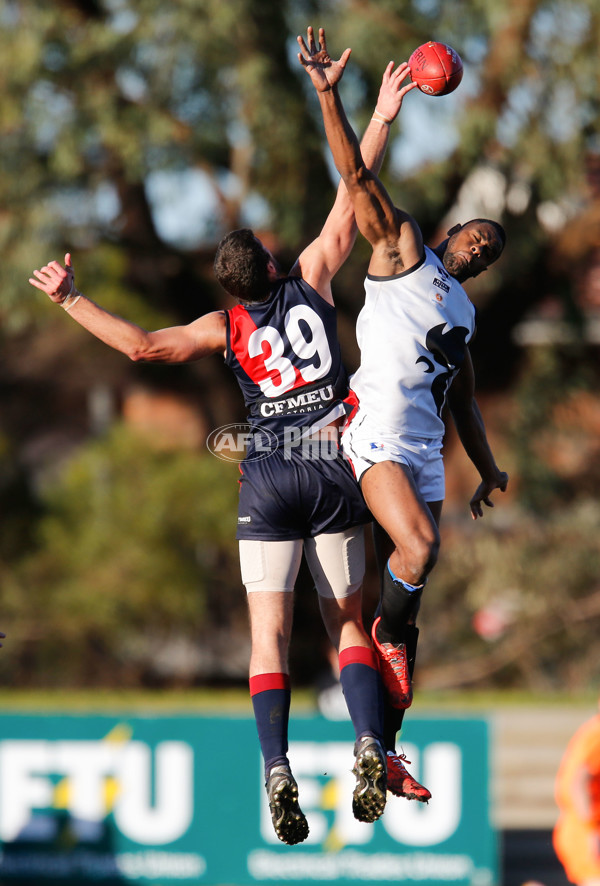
[0,713,497,885]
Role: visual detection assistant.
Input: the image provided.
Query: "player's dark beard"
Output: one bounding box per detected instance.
[442,238,468,280]
[443,250,462,276]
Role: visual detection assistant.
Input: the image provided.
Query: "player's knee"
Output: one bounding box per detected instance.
[424,529,440,571]
[401,528,439,581]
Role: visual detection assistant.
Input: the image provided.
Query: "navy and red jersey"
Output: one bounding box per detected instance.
[225,276,348,447]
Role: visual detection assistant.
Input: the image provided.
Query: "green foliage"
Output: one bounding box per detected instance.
[510,346,596,512]
[1,0,596,334]
[421,500,600,691]
[0,426,240,687]
[1,0,599,691]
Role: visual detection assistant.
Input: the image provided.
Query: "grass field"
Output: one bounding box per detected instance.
[0,686,595,713]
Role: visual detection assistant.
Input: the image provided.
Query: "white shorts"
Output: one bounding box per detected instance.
[341,410,445,501]
[239,525,365,598]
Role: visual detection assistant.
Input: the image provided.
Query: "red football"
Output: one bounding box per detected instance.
[408,41,463,96]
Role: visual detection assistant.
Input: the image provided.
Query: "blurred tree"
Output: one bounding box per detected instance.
[1,0,333,325]
[418,502,600,693]
[0,0,598,688]
[2,0,597,363]
[509,344,600,513]
[0,426,242,687]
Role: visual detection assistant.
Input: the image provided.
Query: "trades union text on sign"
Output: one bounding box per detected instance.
[0,714,497,885]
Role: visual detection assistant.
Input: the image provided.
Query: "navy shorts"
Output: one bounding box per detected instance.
[236,447,371,541]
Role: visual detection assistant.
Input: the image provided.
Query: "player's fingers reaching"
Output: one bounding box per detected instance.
[30,266,54,285]
[313,26,322,53]
[390,61,411,84]
[399,81,418,99]
[28,274,44,292]
[45,264,68,288]
[469,482,489,519]
[297,29,311,59]
[48,260,68,276]
[470,498,483,519]
[338,47,351,69]
[298,27,351,89]
[470,470,508,519]
[382,60,394,84]
[29,257,73,301]
[377,61,417,122]
[29,270,57,293]
[298,26,326,62]
[318,27,328,54]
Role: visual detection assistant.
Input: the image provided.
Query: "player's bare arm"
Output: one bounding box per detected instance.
[293,33,412,300]
[29,254,227,363]
[298,26,422,276]
[447,349,508,519]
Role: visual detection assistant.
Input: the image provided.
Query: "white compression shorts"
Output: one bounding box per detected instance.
[239,525,365,598]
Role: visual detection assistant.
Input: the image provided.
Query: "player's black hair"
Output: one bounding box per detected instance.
[213,228,273,303]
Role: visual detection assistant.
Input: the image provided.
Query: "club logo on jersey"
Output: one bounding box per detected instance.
[416,323,470,417]
[433,277,450,293]
[257,383,335,418]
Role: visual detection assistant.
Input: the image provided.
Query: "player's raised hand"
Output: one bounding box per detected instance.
[375,61,418,124]
[469,470,509,520]
[297,26,351,92]
[29,253,75,304]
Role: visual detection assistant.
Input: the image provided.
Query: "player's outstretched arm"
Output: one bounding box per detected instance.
[447,350,508,519]
[297,27,394,241]
[295,40,417,299]
[298,27,421,275]
[29,254,226,363]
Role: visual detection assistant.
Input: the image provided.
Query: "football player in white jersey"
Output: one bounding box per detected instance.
[299,27,508,800]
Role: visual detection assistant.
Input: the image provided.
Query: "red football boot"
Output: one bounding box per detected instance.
[371,616,413,709]
[387,751,431,802]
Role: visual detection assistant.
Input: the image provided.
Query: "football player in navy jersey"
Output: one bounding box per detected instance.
[300,27,509,801]
[29,36,426,844]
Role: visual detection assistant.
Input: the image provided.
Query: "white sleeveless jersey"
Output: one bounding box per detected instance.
[349,245,476,439]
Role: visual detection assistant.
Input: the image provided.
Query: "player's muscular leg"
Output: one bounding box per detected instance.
[319,589,371,652]
[247,591,294,677]
[361,461,440,586]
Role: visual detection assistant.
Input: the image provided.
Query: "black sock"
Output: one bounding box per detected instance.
[249,673,290,779]
[377,565,423,644]
[339,646,384,743]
